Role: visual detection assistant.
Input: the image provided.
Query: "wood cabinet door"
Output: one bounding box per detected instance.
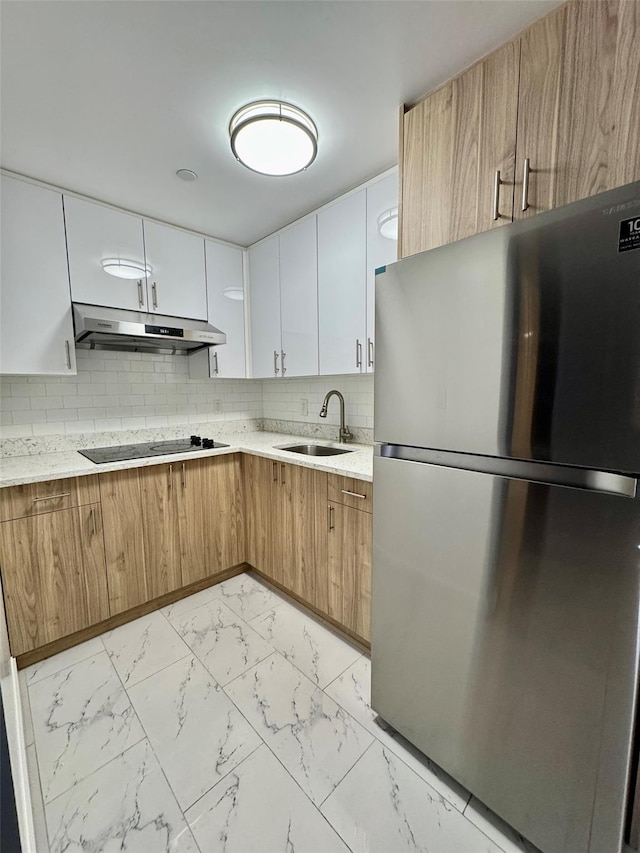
[142,220,207,320]
[100,468,148,615]
[179,455,245,585]
[611,0,640,187]
[278,464,327,605]
[1,176,76,376]
[0,504,109,655]
[327,503,372,642]
[139,463,181,599]
[244,454,279,579]
[64,195,148,311]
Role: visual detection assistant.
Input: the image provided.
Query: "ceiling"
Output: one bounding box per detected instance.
[1,0,560,247]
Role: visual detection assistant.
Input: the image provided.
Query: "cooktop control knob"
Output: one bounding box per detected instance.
[190,435,202,446]
[202,438,214,449]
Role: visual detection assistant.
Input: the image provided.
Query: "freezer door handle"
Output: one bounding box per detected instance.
[376,444,638,499]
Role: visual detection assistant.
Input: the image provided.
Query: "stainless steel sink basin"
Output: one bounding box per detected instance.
[278,444,354,457]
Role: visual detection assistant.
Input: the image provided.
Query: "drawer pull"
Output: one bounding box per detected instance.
[522,158,531,212]
[32,493,71,503]
[328,504,334,531]
[341,489,367,500]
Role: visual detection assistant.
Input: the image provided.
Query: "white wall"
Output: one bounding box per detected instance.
[0,349,263,438]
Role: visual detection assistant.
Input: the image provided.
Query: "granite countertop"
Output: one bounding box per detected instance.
[0,431,373,488]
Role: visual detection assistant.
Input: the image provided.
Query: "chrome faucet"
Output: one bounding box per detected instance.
[319,390,352,443]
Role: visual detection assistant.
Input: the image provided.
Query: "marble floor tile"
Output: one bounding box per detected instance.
[321,742,504,853]
[18,669,34,747]
[209,572,284,622]
[170,598,274,685]
[225,653,373,806]
[128,654,262,810]
[250,600,362,688]
[45,739,199,853]
[30,651,145,802]
[102,610,191,688]
[24,637,105,686]
[325,656,470,811]
[26,743,49,852]
[186,744,349,853]
[464,797,542,853]
[161,586,217,622]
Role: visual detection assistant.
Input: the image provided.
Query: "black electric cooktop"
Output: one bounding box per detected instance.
[79,435,229,464]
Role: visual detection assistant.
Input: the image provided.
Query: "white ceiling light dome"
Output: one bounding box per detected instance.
[101,258,152,279]
[229,100,318,176]
[223,286,244,301]
[377,207,398,240]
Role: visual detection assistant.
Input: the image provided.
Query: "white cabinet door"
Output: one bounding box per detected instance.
[366,171,398,372]
[1,176,76,376]
[249,235,281,378]
[318,190,367,375]
[143,221,207,320]
[204,241,246,378]
[65,195,147,311]
[279,217,318,377]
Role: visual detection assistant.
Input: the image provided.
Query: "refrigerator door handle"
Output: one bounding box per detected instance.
[376,444,638,499]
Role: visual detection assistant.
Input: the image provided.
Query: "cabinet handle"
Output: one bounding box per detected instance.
[152,282,158,309]
[356,339,363,369]
[521,158,531,212]
[328,504,335,531]
[137,279,144,307]
[88,507,96,536]
[273,460,279,483]
[280,463,285,485]
[32,493,70,503]
[281,351,287,376]
[367,338,374,368]
[274,350,280,376]
[493,170,501,221]
[168,464,173,492]
[341,489,367,500]
[213,351,219,375]
[181,462,186,490]
[65,340,72,370]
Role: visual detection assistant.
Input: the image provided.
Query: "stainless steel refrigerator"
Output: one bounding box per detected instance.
[372,182,640,853]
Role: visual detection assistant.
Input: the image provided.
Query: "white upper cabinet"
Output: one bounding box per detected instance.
[279,217,318,377]
[318,190,367,375]
[65,196,148,311]
[1,176,76,376]
[142,221,207,320]
[249,235,281,378]
[366,171,398,372]
[191,241,246,379]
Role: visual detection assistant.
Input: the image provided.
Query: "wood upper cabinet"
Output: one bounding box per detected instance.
[101,455,244,615]
[0,502,109,656]
[327,502,372,642]
[401,41,519,256]
[1,176,77,376]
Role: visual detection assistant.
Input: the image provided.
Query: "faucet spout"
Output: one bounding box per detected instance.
[319,390,352,444]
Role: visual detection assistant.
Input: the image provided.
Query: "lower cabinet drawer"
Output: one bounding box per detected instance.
[327,475,373,513]
[0,475,100,522]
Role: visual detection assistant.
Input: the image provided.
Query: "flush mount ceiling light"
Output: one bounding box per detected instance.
[229,100,318,176]
[223,286,244,301]
[101,258,152,280]
[377,207,399,241]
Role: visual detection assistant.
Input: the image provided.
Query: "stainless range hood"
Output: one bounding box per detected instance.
[73,303,226,355]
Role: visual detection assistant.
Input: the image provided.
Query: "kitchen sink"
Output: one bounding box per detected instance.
[278,444,354,457]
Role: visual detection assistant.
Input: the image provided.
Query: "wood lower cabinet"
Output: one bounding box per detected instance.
[101,454,244,615]
[327,503,372,642]
[244,455,328,611]
[0,503,109,655]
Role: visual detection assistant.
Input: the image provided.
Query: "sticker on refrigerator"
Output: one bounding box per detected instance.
[618,216,640,252]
